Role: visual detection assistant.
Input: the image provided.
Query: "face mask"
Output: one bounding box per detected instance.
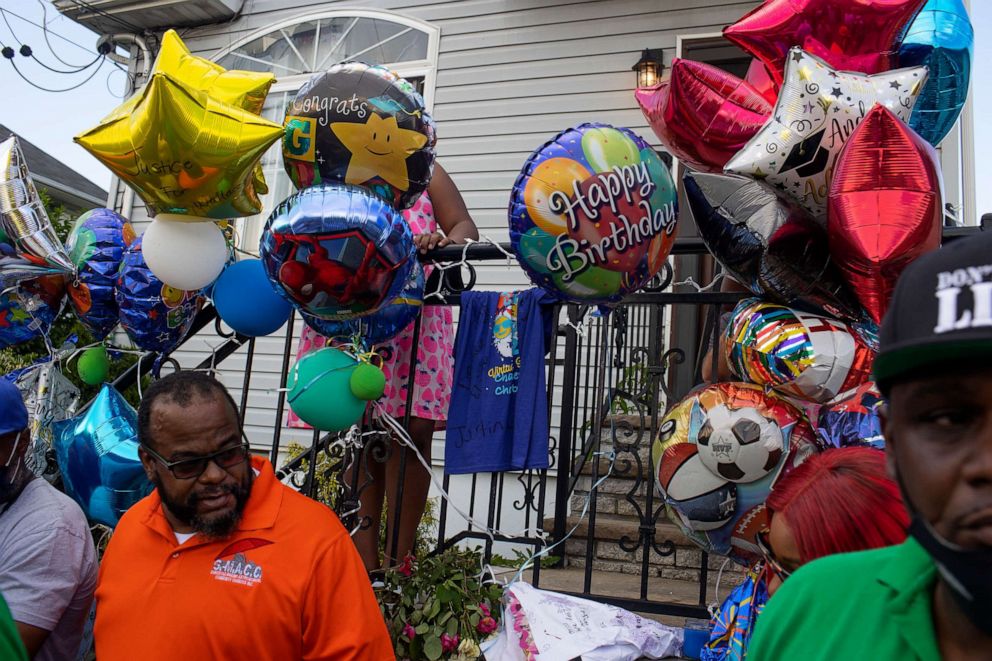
[907,509,992,636]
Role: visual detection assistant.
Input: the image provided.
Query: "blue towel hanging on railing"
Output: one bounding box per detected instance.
[444,288,555,474]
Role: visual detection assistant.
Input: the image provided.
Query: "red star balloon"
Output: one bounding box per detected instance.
[634,59,772,173]
[828,104,943,324]
[724,0,928,87]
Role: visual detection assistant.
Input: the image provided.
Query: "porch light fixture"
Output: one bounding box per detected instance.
[633,48,665,88]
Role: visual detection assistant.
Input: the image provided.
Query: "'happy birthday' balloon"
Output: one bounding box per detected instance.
[509,123,678,308]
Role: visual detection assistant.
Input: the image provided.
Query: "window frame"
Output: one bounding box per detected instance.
[207,9,441,247]
[209,9,441,110]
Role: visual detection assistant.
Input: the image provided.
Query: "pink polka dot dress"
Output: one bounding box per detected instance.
[288,192,454,428]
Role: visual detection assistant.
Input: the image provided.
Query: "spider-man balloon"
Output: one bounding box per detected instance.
[259,183,415,320]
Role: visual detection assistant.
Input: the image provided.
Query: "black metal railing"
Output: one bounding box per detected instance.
[99,226,983,619]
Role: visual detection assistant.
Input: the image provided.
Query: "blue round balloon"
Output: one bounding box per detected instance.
[302,260,425,346]
[52,384,152,527]
[116,235,202,355]
[898,0,973,146]
[212,258,293,337]
[65,208,136,340]
[0,275,65,349]
[509,123,678,307]
[259,183,415,321]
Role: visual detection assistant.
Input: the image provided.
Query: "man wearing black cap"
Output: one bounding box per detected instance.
[748,233,992,660]
[0,379,97,660]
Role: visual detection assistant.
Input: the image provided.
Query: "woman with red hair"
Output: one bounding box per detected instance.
[701,447,908,660]
[759,446,909,595]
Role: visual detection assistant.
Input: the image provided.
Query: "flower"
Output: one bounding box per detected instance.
[476,616,497,635]
[402,623,416,640]
[479,603,491,617]
[440,633,460,653]
[455,638,482,660]
[397,553,415,577]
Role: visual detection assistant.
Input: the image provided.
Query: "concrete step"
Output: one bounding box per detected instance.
[543,514,748,584]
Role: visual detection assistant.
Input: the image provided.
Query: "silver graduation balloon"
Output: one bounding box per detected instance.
[724,48,927,221]
[9,358,80,481]
[0,136,74,273]
[683,171,865,323]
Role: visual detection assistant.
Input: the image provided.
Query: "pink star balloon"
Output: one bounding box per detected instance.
[724,0,928,87]
[634,59,772,173]
[828,104,943,324]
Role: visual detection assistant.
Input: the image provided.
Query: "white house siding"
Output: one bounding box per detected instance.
[108,1,760,545]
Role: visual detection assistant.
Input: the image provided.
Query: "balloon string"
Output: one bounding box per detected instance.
[671,272,727,293]
[374,405,549,546]
[709,556,735,619]
[373,404,618,586]
[509,443,616,586]
[422,235,516,303]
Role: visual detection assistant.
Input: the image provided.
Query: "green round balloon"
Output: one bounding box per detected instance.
[77,346,109,386]
[349,362,386,401]
[288,347,367,432]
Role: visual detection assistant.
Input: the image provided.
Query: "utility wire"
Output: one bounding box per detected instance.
[66,0,143,34]
[0,5,92,54]
[37,0,91,68]
[0,38,106,92]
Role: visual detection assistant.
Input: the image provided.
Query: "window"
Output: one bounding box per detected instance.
[211,10,440,247]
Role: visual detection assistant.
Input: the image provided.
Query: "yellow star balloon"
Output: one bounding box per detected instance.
[331,113,429,192]
[75,72,282,219]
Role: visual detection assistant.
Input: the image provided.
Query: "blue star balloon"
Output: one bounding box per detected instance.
[52,384,152,527]
[116,235,203,359]
[301,259,425,346]
[66,208,136,340]
[898,0,973,146]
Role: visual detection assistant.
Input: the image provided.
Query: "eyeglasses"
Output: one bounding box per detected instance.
[756,529,795,582]
[143,441,251,480]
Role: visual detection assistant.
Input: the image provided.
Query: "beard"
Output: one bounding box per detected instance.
[153,470,254,540]
[0,459,31,507]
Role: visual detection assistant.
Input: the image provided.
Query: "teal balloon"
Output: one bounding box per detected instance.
[641,148,677,212]
[288,347,366,431]
[898,0,973,146]
[52,385,152,527]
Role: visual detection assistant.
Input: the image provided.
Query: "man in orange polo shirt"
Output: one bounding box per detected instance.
[94,371,393,660]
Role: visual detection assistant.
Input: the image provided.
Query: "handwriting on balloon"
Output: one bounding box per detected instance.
[292,92,369,126]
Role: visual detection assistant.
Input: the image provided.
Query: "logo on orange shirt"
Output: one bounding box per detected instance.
[210,538,273,587]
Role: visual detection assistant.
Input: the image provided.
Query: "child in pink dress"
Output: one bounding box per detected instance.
[290,164,478,571]
[290,193,454,425]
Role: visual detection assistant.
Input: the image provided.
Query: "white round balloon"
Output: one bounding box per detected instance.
[141,214,227,291]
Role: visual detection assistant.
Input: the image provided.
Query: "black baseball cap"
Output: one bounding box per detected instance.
[875,230,992,394]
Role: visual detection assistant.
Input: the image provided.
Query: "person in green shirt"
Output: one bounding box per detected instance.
[748,233,992,660]
[0,592,27,661]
